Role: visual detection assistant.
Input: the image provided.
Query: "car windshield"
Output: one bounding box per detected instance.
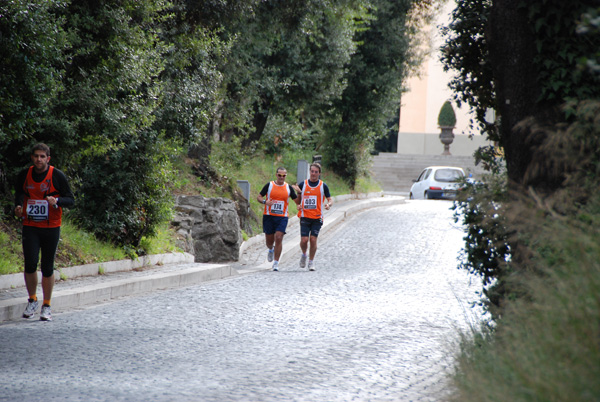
[434,169,464,182]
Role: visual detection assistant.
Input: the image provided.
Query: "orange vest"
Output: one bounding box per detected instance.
[22,166,62,228]
[263,181,292,217]
[299,180,324,219]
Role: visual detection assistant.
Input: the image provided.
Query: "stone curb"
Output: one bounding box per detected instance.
[0,193,405,322]
[0,252,196,291]
[238,191,386,259]
[239,193,405,270]
[0,263,235,322]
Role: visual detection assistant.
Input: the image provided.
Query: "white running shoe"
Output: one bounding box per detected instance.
[272,262,279,271]
[40,305,52,321]
[308,260,315,271]
[299,254,307,268]
[267,248,274,262]
[23,300,39,318]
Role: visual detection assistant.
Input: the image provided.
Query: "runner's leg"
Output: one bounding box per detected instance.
[274,231,285,261]
[22,226,41,299]
[309,235,318,260]
[39,227,60,304]
[265,233,275,250]
[308,219,322,260]
[300,236,309,255]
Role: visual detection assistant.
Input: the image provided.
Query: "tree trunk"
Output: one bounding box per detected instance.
[242,99,270,148]
[188,135,211,163]
[488,0,562,189]
[488,0,541,186]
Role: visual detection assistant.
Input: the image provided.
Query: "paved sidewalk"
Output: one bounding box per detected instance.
[0,193,405,322]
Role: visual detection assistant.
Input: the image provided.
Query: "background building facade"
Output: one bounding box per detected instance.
[397,0,490,156]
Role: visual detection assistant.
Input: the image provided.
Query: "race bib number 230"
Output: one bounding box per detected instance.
[26,199,49,221]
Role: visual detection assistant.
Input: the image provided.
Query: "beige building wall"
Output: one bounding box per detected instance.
[400,60,429,133]
[398,0,490,156]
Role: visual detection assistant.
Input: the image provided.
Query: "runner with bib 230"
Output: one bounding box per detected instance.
[14,143,75,321]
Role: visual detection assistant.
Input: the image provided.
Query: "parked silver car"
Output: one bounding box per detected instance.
[409,166,465,200]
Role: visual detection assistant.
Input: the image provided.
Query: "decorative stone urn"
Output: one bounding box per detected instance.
[437,100,456,155]
[439,126,455,155]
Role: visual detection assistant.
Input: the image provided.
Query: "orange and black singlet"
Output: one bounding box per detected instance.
[22,166,63,227]
[15,165,75,228]
[298,179,330,220]
[260,181,298,217]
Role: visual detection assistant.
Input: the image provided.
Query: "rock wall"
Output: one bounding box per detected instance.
[172,195,242,263]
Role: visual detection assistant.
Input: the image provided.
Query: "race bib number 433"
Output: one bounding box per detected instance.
[26,199,49,221]
[303,196,317,210]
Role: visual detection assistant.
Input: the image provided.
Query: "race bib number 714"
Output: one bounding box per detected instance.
[271,200,284,214]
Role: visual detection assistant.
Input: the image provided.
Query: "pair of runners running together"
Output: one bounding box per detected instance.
[257,162,332,271]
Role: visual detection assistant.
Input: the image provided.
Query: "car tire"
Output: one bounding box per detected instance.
[409,192,414,200]
[425,191,432,199]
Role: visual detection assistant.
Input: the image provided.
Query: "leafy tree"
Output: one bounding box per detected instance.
[74,132,175,249]
[52,0,173,249]
[373,111,399,154]
[152,0,229,168]
[323,0,434,187]
[443,0,600,186]
[440,0,496,138]
[45,0,167,166]
[0,0,69,212]
[443,0,600,316]
[216,0,364,148]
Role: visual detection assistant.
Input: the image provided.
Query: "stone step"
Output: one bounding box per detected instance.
[370,153,488,192]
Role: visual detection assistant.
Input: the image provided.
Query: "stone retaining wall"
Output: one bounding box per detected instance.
[172,195,242,263]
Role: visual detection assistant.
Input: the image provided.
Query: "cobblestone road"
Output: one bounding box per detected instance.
[0,201,483,402]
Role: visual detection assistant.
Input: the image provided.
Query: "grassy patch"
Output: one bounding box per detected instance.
[0,147,380,275]
[56,220,127,267]
[169,156,205,196]
[0,219,182,276]
[210,145,303,235]
[0,221,23,275]
[0,219,128,275]
[209,144,380,235]
[138,223,183,255]
[449,220,600,401]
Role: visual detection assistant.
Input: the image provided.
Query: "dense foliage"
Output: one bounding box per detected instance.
[0,0,432,248]
[444,2,600,398]
[443,0,600,315]
[217,0,363,148]
[323,0,433,187]
[440,0,495,139]
[437,100,456,127]
[0,0,69,185]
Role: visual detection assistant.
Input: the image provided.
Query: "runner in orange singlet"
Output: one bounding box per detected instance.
[257,167,300,271]
[14,143,75,321]
[292,162,332,271]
